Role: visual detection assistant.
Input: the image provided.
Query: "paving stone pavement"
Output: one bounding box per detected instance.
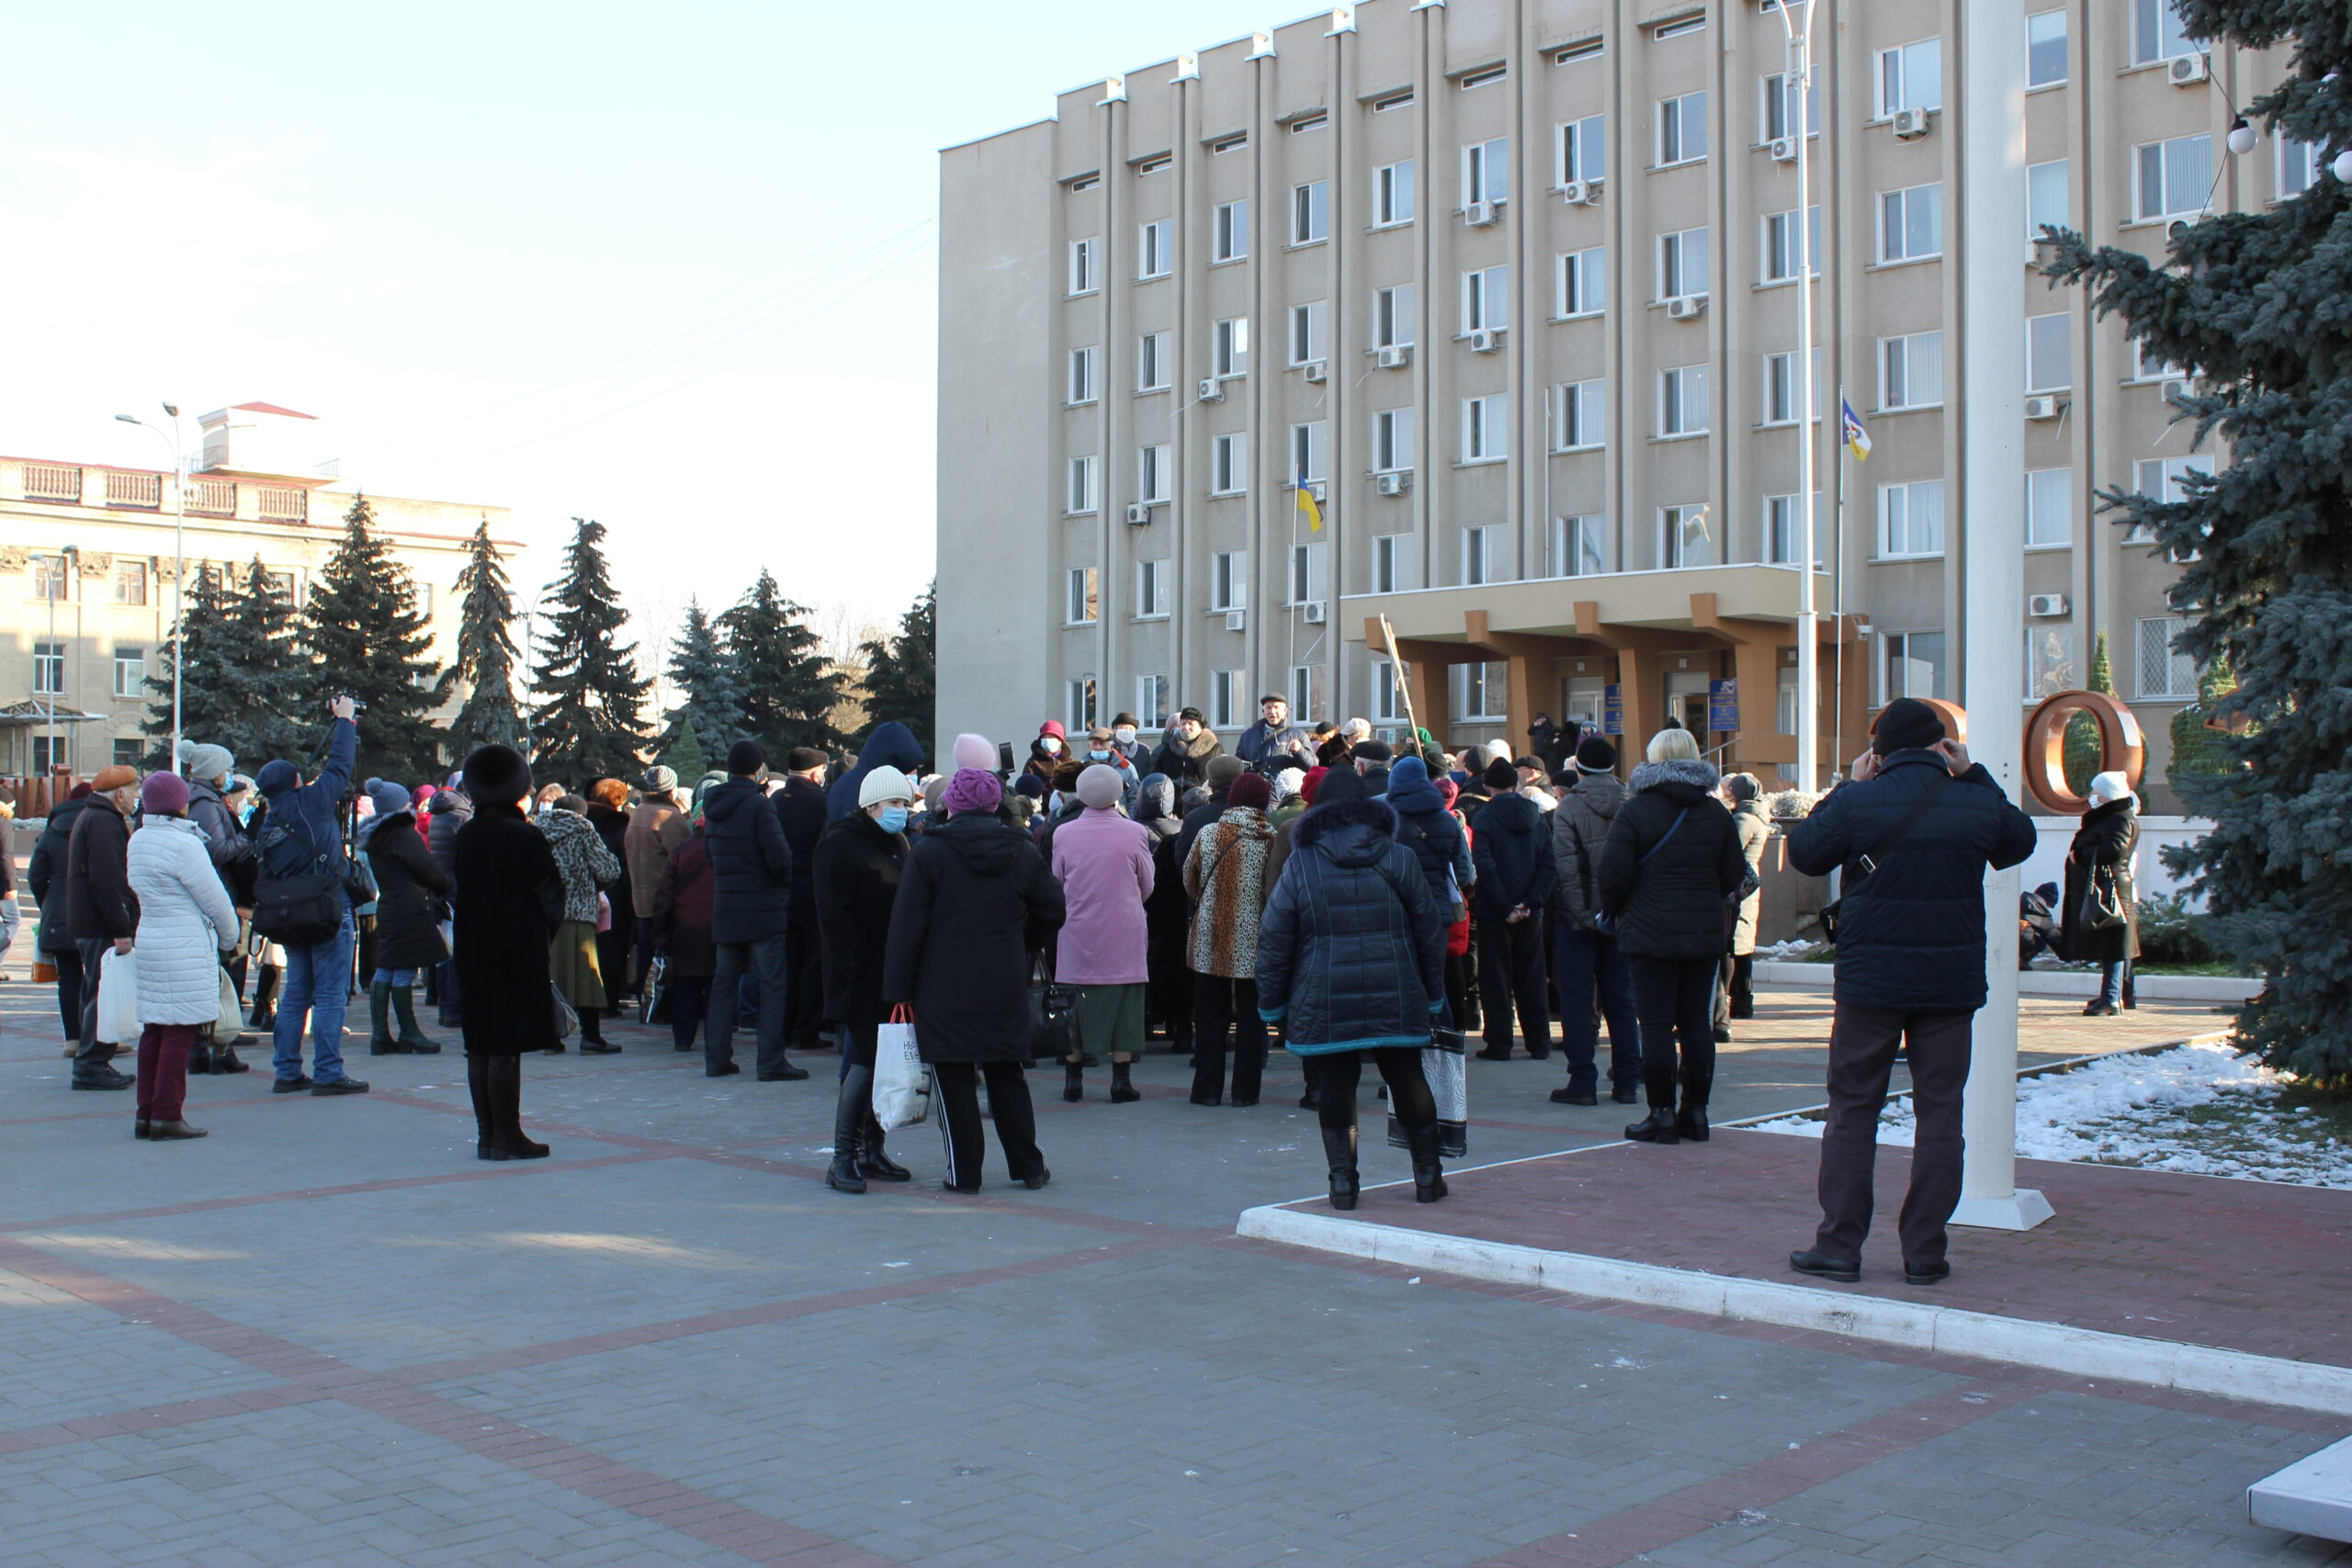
[0,957,2339,1567]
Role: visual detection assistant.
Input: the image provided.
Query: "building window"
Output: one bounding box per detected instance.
[2027,10,2068,86]
[1658,228,1710,299]
[1373,534,1413,593]
[1069,238,1100,296]
[31,736,64,773]
[1210,133,1247,156]
[1761,72,1818,141]
[1289,301,1328,366]
[2281,139,2323,200]
[1373,89,1414,111]
[1214,200,1249,263]
[114,738,141,767]
[1210,550,1248,612]
[1550,514,1606,578]
[1138,333,1171,392]
[1371,660,1405,721]
[1134,559,1170,619]
[1878,39,1943,117]
[1065,567,1099,626]
[1453,660,1509,721]
[31,555,68,602]
[1136,674,1172,731]
[1462,525,1507,587]
[1459,64,1507,90]
[2137,135,2213,222]
[1138,220,1172,279]
[2028,159,2070,243]
[1291,421,1328,485]
[1374,160,1416,226]
[32,641,63,695]
[1068,346,1098,405]
[1136,154,1171,175]
[1209,671,1242,730]
[112,647,143,698]
[2026,312,2072,392]
[1765,493,1824,568]
[1291,181,1329,245]
[1762,348,1821,426]
[1214,316,1250,378]
[113,561,148,606]
[1462,138,1508,206]
[1461,265,1510,333]
[2135,456,2212,506]
[1289,541,1329,607]
[1779,664,1799,735]
[1462,394,1510,462]
[1881,332,1945,412]
[1374,284,1416,348]
[1289,113,1328,133]
[1138,446,1171,505]
[2026,468,2074,547]
[1556,247,1605,317]
[1068,174,1100,192]
[1885,631,1949,701]
[1658,503,1712,569]
[1557,115,1605,185]
[1212,433,1248,494]
[1289,663,1327,724]
[2137,616,2195,699]
[1554,38,1604,65]
[2026,625,2079,702]
[1761,208,1821,283]
[1657,365,1708,437]
[2132,0,2197,64]
[262,569,300,606]
[2134,338,2187,384]
[1880,184,1945,263]
[1068,677,1099,732]
[1653,14,1704,40]
[1657,92,1708,167]
[1374,407,1416,472]
[1067,456,1099,515]
[1880,479,1948,558]
[1556,379,1605,451]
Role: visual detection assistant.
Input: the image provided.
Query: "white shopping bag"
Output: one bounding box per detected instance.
[96,947,141,1045]
[872,1006,932,1130]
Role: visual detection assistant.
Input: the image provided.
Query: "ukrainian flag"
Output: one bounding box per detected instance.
[1297,485,1324,533]
[1841,398,1872,463]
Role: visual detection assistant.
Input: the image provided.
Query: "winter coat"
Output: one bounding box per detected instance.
[774,775,829,919]
[583,801,633,930]
[1134,776,1193,958]
[1725,801,1771,955]
[882,813,1067,1064]
[623,797,688,919]
[1595,759,1747,963]
[1253,796,1446,1055]
[361,811,451,970]
[186,778,250,885]
[699,777,794,942]
[1172,783,1236,874]
[812,810,908,1029]
[1151,728,1225,791]
[29,795,91,954]
[1549,773,1627,932]
[649,830,717,977]
[254,718,357,887]
[426,787,472,888]
[125,816,239,1026]
[1469,791,1557,918]
[1023,741,1066,785]
[1182,807,1283,977]
[828,721,924,820]
[538,809,622,926]
[1048,807,1154,984]
[1386,771,1472,915]
[1110,738,1153,776]
[454,801,567,1056]
[1784,750,2039,1012]
[1237,718,1314,775]
[66,796,138,942]
[2061,798,2141,964]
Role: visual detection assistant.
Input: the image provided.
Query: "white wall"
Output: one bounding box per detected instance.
[2020,815,2209,907]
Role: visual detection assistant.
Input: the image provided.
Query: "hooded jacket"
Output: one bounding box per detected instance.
[363,809,453,970]
[1134,774,1193,954]
[774,774,830,918]
[1595,758,1747,962]
[829,721,924,820]
[1385,761,1473,914]
[426,787,472,888]
[1252,795,1445,1055]
[1726,799,1771,956]
[699,776,794,942]
[1550,772,1628,931]
[1468,790,1556,918]
[882,813,1067,1064]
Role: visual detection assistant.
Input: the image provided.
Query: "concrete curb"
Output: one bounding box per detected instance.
[1237,1205,2352,1418]
[1753,960,2258,1002]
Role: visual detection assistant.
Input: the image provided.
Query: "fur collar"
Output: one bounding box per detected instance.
[1628,757,1722,795]
[1293,794,1396,849]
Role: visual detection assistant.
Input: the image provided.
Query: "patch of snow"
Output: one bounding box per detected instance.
[1755,940,1823,962]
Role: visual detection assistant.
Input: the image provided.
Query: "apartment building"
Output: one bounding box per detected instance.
[936,0,2294,804]
[0,402,510,778]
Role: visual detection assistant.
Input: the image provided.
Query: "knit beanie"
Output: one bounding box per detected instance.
[1575,736,1618,773]
[1012,773,1046,800]
[175,739,234,783]
[1389,756,1429,790]
[952,732,996,771]
[140,771,190,816]
[1483,758,1519,791]
[642,764,679,793]
[365,777,413,818]
[1205,754,1247,785]
[1724,772,1760,802]
[1872,696,1946,756]
[1484,739,1513,765]
[858,765,914,808]
[1076,762,1124,810]
[942,767,1002,815]
[1272,767,1305,802]
[1227,773,1272,811]
[1300,765,1328,806]
[726,739,767,776]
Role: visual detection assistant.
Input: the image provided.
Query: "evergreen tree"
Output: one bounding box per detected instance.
[303,494,444,778]
[857,581,936,765]
[2062,630,2114,796]
[661,725,708,788]
[718,569,842,760]
[149,558,311,769]
[141,559,237,765]
[660,597,750,763]
[2044,0,2352,1086]
[2166,654,2240,792]
[530,517,651,784]
[446,519,526,759]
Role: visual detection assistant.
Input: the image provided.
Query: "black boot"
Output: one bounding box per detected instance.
[489,1055,548,1159]
[1320,1125,1359,1211]
[1063,1062,1083,1102]
[1110,1059,1140,1103]
[1675,1104,1710,1143]
[1407,1123,1449,1203]
[578,1010,619,1054]
[250,964,280,1032]
[825,1067,869,1193]
[860,1111,911,1182]
[391,987,442,1054]
[468,1055,500,1158]
[1624,1108,1681,1145]
[368,983,402,1055]
[213,1043,250,1075]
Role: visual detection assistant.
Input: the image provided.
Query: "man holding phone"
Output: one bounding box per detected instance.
[253,696,370,1097]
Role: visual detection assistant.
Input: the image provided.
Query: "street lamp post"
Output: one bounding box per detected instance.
[116,404,187,768]
[1772,0,1823,789]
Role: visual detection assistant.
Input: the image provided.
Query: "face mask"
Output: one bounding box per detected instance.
[1088,749,1111,762]
[1114,728,1136,746]
[876,806,910,835]
[1041,737,1063,755]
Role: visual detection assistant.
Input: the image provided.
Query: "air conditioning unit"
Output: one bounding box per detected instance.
[1892,107,1931,140]
[1125,503,1152,525]
[1560,179,1600,206]
[1303,361,1329,383]
[1302,601,1328,624]
[1769,136,1798,163]
[1225,610,1247,632]
[1464,199,1498,226]
[1374,344,1412,369]
[1468,328,1501,353]
[2028,593,2070,618]
[2024,394,2064,422]
[1197,378,1225,402]
[1665,295,1706,321]
[1374,470,1409,496]
[2160,378,2192,403]
[2168,52,2209,85]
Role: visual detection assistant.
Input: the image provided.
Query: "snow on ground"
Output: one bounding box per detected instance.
[1749,1041,2352,1190]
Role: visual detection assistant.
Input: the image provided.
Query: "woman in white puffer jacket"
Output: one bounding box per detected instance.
[125,772,240,1141]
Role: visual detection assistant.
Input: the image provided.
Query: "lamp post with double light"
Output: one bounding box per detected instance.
[114,404,187,769]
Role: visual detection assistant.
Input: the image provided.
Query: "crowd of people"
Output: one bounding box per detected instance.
[17,685,2143,1280]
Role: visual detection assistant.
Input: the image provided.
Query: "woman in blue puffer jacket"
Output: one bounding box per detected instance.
[1254,785,1450,1212]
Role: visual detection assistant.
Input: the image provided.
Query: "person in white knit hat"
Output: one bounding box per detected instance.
[812,763,919,1193]
[2062,771,2142,1016]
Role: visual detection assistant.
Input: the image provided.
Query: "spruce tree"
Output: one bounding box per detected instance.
[447,519,526,759]
[660,597,750,764]
[857,581,936,764]
[718,569,842,760]
[662,725,708,788]
[303,494,445,778]
[530,517,651,784]
[2062,630,2114,797]
[152,558,311,770]
[141,559,237,765]
[2166,654,2239,792]
[2043,0,2352,1086]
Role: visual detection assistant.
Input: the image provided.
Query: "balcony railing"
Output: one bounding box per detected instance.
[23,464,82,502]
[187,478,237,516]
[255,486,307,523]
[103,470,162,509]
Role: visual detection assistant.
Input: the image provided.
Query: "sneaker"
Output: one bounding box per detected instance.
[311,1077,371,1097]
[272,1075,313,1094]
[1550,1088,1598,1106]
[1788,1249,1860,1284]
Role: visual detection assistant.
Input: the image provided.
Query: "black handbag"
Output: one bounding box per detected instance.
[1027,957,1078,1065]
[251,818,346,947]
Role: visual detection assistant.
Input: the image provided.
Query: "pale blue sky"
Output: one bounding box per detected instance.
[0,1,1286,656]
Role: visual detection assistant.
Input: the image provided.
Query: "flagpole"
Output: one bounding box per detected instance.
[1781,0,1822,791]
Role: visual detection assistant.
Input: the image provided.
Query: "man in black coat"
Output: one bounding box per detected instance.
[65,767,141,1089]
[1784,697,2037,1286]
[1151,708,1224,792]
[28,784,94,1051]
[699,741,808,1081]
[774,747,832,1055]
[1469,760,1556,1061]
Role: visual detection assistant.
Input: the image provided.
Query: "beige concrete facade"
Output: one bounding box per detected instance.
[937,0,2287,803]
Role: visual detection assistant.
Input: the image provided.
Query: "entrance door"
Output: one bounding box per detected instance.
[1664,670,1710,737]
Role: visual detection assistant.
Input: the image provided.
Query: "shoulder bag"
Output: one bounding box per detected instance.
[251,817,345,948]
[1819,774,1954,943]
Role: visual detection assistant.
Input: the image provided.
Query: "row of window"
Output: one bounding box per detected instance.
[1059,667,1335,736]
[1886,615,2199,708]
[26,557,313,607]
[30,641,148,700]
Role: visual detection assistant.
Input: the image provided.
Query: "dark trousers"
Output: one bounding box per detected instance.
[1714,953,1755,1027]
[1190,976,1264,1102]
[1554,924,1640,1094]
[1815,1006,1975,1269]
[435,954,462,1026]
[1476,909,1551,1055]
[933,1060,1044,1189]
[75,937,118,1068]
[595,911,632,1005]
[668,976,712,1052]
[51,945,85,1043]
[1442,951,1472,1033]
[707,934,789,1075]
[1629,955,1717,1111]
[786,911,824,1050]
[1309,1048,1435,1132]
[134,1023,199,1122]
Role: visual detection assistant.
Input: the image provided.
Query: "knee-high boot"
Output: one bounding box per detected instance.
[250,964,281,1031]
[1407,1122,1449,1204]
[826,1066,871,1192]
[467,1055,497,1156]
[368,983,399,1054]
[490,1055,549,1160]
[390,987,442,1053]
[1321,1124,1359,1211]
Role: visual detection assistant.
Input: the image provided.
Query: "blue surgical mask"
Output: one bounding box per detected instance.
[1088,749,1111,762]
[876,806,910,835]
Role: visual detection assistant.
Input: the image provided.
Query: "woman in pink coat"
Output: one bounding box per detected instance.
[1049,763,1155,1104]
